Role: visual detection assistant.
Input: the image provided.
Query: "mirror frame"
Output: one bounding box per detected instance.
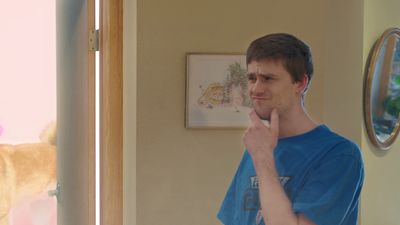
[364,27,400,150]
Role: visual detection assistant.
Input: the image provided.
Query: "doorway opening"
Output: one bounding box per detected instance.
[0,1,57,225]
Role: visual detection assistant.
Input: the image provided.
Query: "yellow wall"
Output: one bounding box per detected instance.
[135,1,325,225]
[124,0,400,224]
[361,1,400,224]
[323,0,364,143]
[124,0,136,224]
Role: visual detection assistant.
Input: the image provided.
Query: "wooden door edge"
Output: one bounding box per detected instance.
[100,0,124,224]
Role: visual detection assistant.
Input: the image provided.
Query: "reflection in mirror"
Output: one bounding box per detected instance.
[365,28,400,150]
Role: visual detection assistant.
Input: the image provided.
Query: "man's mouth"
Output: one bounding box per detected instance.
[251,96,269,101]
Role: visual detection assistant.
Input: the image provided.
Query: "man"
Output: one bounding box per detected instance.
[217,33,364,225]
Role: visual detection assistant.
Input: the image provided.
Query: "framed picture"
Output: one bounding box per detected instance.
[185,53,252,128]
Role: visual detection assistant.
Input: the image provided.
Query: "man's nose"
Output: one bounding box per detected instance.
[251,80,264,94]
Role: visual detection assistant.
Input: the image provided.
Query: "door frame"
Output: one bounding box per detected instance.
[100,0,124,224]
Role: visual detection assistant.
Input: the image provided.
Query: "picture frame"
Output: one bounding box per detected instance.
[185,53,252,128]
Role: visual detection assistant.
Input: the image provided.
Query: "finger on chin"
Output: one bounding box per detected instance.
[270,108,279,132]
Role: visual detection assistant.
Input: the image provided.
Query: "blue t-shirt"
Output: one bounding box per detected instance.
[217,125,364,225]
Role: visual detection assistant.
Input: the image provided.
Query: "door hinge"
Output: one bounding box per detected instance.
[48,182,61,203]
[89,29,99,52]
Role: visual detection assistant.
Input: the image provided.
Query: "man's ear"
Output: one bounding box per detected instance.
[296,74,309,94]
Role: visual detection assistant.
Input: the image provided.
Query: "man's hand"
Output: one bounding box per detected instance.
[243,109,316,225]
[243,109,279,162]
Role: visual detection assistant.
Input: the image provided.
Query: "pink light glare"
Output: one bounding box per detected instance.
[0,1,56,144]
[0,1,57,225]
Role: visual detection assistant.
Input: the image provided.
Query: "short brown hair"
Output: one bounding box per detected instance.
[246,33,313,91]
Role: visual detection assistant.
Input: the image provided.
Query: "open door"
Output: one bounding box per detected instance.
[56,0,95,224]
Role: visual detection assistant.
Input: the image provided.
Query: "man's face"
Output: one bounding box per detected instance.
[247,59,302,120]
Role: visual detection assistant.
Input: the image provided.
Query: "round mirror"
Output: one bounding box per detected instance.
[365,27,400,150]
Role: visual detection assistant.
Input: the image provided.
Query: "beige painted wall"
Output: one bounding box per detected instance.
[124,0,136,224]
[361,1,400,224]
[135,1,325,225]
[124,0,400,225]
[323,0,364,143]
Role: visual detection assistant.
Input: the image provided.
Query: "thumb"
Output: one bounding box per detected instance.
[270,108,279,135]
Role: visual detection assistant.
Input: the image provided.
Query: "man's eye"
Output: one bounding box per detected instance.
[247,76,256,82]
[262,76,273,82]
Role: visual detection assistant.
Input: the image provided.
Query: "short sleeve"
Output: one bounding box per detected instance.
[218,151,249,225]
[292,143,364,225]
[217,170,238,225]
